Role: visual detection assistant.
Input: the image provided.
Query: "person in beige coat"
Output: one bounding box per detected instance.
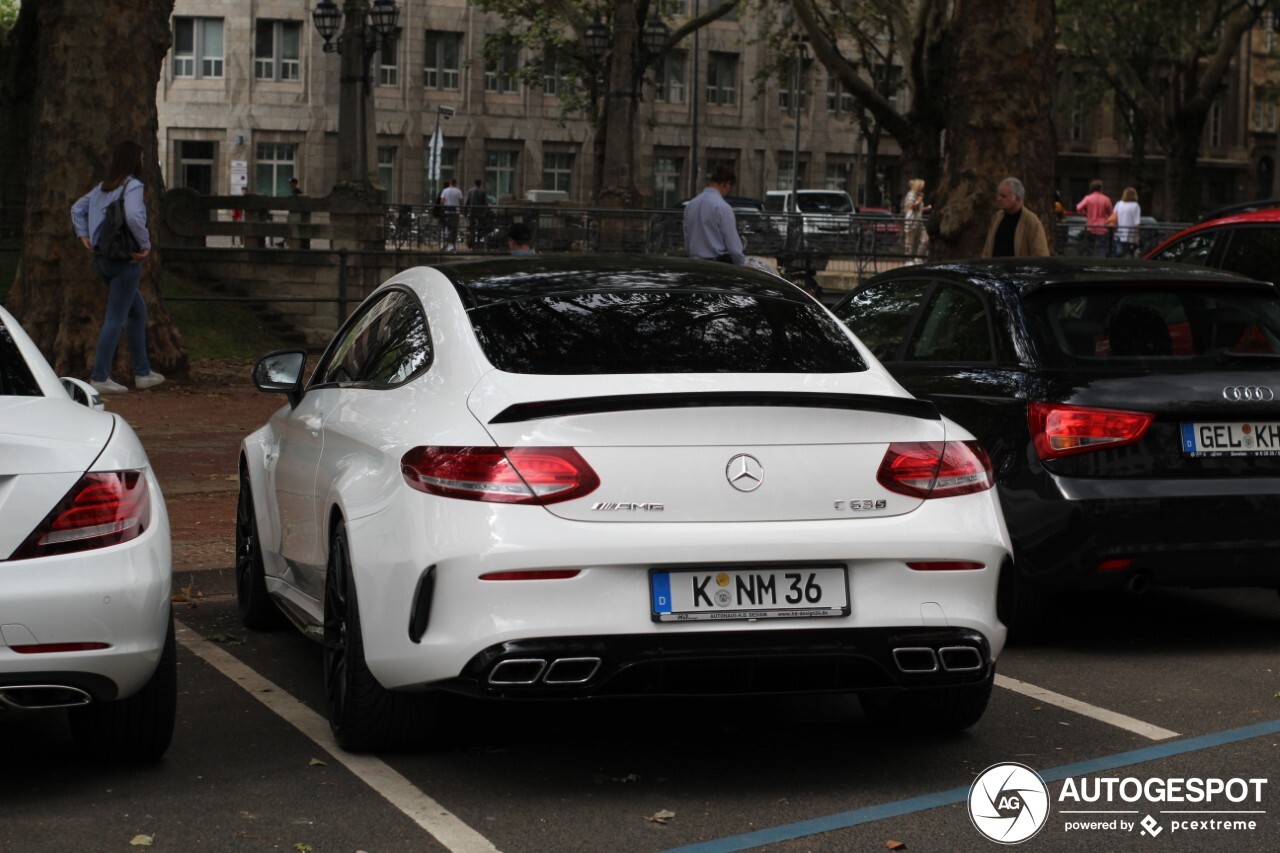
[981,177,1050,258]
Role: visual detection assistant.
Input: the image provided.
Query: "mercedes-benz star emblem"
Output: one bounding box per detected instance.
[726,454,764,492]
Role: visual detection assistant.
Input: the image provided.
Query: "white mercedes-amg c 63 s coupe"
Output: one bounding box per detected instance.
[237,256,1011,751]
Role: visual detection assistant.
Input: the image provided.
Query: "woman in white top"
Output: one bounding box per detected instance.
[1113,186,1142,257]
[903,178,930,258]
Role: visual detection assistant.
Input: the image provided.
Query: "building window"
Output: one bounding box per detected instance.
[378,147,396,199]
[825,162,850,192]
[424,31,461,90]
[255,143,296,196]
[485,40,521,94]
[254,20,300,81]
[654,156,683,208]
[826,78,855,114]
[779,59,811,112]
[706,52,738,107]
[173,17,224,79]
[542,151,574,193]
[377,30,400,87]
[486,150,518,199]
[777,154,806,190]
[542,51,571,96]
[1254,89,1277,131]
[177,141,215,195]
[655,51,686,103]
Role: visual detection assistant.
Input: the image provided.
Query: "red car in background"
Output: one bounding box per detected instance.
[1145,204,1280,284]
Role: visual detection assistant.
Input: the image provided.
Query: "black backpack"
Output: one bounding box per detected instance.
[97,180,140,262]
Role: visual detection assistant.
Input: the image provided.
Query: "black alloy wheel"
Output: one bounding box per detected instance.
[235,470,285,629]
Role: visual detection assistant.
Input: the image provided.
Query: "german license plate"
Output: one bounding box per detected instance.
[1180,422,1280,457]
[650,566,849,622]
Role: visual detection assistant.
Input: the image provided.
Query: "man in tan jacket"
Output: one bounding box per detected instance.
[982,177,1050,258]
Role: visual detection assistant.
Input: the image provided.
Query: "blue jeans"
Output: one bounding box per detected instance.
[91,256,151,381]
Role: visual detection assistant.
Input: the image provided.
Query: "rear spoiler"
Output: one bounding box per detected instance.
[489,392,940,424]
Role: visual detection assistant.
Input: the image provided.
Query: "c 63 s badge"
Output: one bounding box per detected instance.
[834,499,887,511]
[591,502,665,512]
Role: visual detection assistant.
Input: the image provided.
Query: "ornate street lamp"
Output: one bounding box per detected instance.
[641,12,671,59]
[585,15,611,61]
[311,0,400,189]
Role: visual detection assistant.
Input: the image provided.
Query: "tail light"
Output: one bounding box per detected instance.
[1029,402,1153,460]
[876,441,993,499]
[401,446,600,504]
[9,471,151,560]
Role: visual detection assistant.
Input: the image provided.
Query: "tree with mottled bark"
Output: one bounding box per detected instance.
[1059,0,1268,221]
[784,0,1056,258]
[0,0,187,377]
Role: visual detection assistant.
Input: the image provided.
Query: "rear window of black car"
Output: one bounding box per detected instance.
[1025,284,1280,369]
[0,322,42,397]
[470,290,867,374]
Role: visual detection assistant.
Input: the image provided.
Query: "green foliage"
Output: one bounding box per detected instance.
[0,0,18,31]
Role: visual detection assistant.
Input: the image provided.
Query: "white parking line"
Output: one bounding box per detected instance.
[175,621,501,853]
[996,674,1180,741]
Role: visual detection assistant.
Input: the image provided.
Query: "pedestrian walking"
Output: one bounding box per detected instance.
[683,164,745,265]
[981,176,1050,258]
[464,179,489,248]
[1113,186,1142,257]
[439,178,463,251]
[70,140,165,395]
[1075,179,1114,257]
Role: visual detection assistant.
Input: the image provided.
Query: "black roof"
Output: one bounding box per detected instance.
[433,254,805,309]
[868,256,1270,292]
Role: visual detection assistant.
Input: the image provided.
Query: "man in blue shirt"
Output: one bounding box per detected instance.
[683,165,745,265]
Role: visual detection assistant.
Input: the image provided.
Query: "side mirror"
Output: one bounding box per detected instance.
[62,377,106,411]
[252,349,308,408]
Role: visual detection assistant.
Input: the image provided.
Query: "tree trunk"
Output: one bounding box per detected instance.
[597,0,642,209]
[2,0,186,378]
[932,0,1057,260]
[1167,110,1207,222]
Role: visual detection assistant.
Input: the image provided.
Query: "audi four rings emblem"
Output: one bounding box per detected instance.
[1222,385,1275,402]
[726,454,764,492]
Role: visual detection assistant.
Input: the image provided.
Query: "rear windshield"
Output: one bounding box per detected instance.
[1025,284,1280,369]
[797,193,854,214]
[470,290,867,374]
[0,321,41,397]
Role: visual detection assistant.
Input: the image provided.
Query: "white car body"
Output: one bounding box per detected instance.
[0,306,174,761]
[239,257,1011,749]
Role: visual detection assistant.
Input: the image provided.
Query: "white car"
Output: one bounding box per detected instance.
[238,256,1011,751]
[0,306,174,762]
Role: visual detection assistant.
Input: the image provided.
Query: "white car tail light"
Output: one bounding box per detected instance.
[876,441,994,499]
[9,471,151,560]
[401,446,600,504]
[1028,402,1153,460]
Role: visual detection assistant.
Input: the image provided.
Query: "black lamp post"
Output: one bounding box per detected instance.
[311,0,400,189]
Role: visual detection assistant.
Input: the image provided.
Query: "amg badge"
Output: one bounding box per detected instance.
[591,502,665,512]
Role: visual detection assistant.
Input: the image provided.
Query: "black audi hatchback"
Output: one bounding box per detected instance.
[832,257,1280,636]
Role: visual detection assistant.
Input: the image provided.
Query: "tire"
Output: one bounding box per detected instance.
[859,676,994,733]
[69,610,177,763]
[235,471,286,630]
[323,522,433,751]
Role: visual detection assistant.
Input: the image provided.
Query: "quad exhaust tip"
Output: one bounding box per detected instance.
[487,657,603,686]
[892,645,984,674]
[0,684,93,711]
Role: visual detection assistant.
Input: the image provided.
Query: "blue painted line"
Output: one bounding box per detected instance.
[663,718,1280,853]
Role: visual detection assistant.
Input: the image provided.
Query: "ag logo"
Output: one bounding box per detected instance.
[968,762,1050,844]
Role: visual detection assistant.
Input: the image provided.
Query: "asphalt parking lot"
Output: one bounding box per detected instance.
[2,567,1276,852]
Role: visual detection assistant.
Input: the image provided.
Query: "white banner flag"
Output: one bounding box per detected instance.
[428,126,443,182]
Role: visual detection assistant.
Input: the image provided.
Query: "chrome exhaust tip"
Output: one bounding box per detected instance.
[0,684,93,711]
[892,647,939,673]
[938,646,984,672]
[543,657,602,685]
[487,658,547,685]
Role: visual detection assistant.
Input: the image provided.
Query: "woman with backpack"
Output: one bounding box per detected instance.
[70,140,164,394]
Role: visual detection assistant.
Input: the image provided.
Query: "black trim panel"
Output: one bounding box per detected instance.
[489,392,940,424]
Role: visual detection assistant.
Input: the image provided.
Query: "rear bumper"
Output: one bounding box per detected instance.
[1004,473,1280,590]
[441,627,994,700]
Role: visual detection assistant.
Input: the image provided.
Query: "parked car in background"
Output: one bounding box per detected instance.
[1146,205,1280,284]
[765,189,858,251]
[0,306,175,762]
[856,207,904,250]
[832,258,1280,638]
[238,256,1012,750]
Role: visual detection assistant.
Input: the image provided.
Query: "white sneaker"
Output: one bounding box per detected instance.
[91,378,129,395]
[135,372,166,390]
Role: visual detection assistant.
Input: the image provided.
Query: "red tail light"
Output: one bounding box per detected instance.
[876,441,994,499]
[401,446,600,504]
[1029,402,1153,460]
[10,471,151,560]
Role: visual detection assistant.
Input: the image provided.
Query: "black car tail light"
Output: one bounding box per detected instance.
[876,441,994,499]
[9,471,151,561]
[1029,402,1154,460]
[400,446,600,504]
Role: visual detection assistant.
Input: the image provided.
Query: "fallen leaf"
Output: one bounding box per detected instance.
[309,758,327,767]
[887,841,907,850]
[645,809,676,825]
[208,632,245,645]
[294,844,314,853]
[129,836,153,847]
